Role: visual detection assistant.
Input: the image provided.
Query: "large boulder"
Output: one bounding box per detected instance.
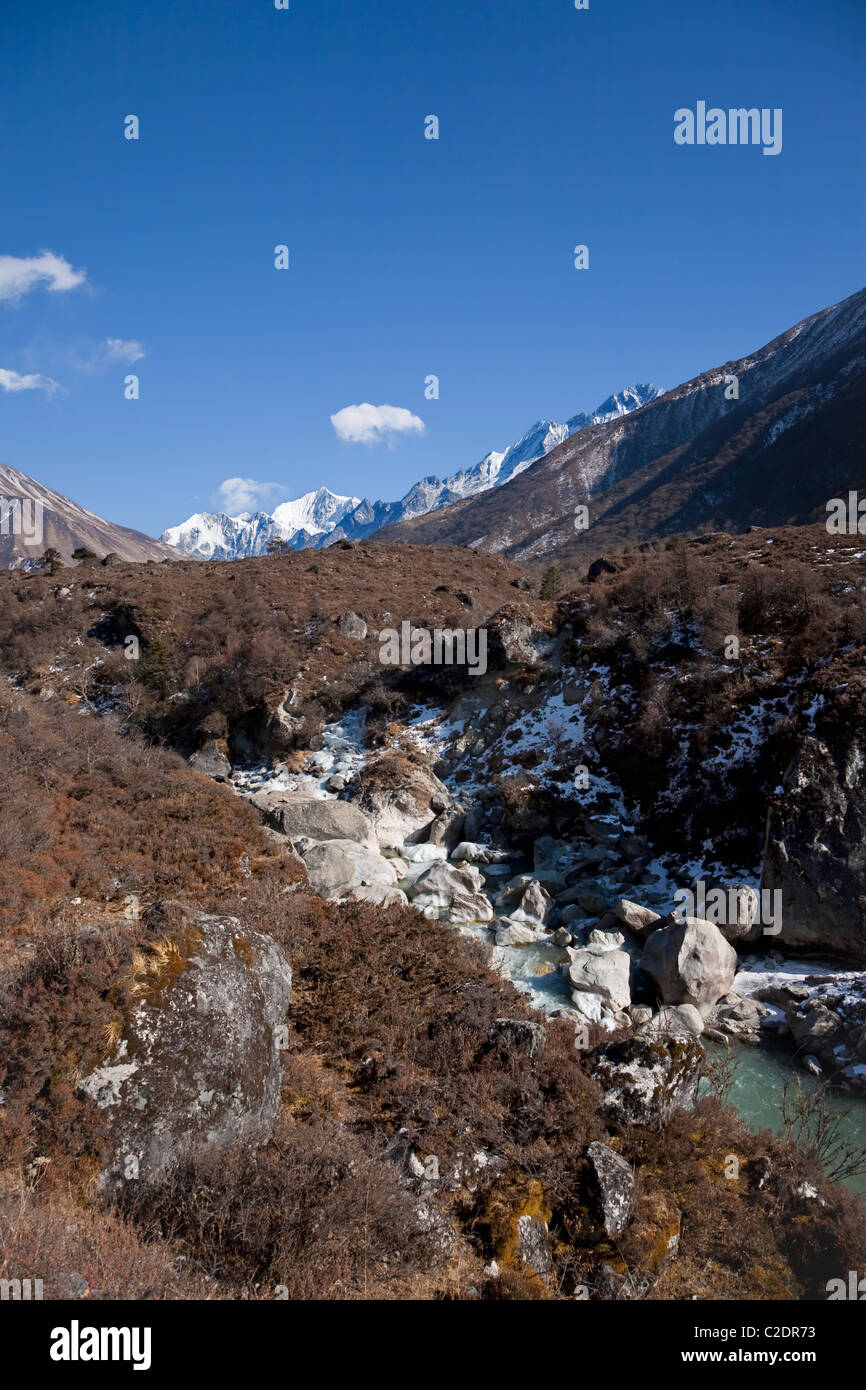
[250,791,377,850]
[409,860,493,924]
[428,808,465,849]
[591,1034,704,1126]
[299,838,398,901]
[495,876,552,925]
[188,739,231,782]
[614,899,664,940]
[640,917,737,1016]
[786,1001,844,1050]
[763,732,866,961]
[336,610,367,640]
[79,913,292,1193]
[568,945,632,1011]
[347,753,454,849]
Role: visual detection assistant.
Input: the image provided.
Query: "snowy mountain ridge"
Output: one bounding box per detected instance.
[162,385,663,560]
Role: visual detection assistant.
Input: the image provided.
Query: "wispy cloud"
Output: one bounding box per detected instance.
[0,367,63,396]
[103,337,145,364]
[215,477,287,513]
[330,402,425,445]
[73,337,146,372]
[0,251,86,303]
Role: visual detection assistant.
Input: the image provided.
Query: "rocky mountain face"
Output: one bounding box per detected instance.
[385,287,866,560]
[161,386,662,559]
[0,463,181,569]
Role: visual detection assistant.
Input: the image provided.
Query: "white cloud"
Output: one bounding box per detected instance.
[0,251,86,303]
[102,338,145,364]
[71,338,146,373]
[215,477,286,514]
[330,402,425,445]
[0,368,62,396]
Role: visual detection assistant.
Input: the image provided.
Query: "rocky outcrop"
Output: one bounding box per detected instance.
[591,1034,704,1127]
[585,1141,635,1238]
[337,610,367,640]
[491,1018,546,1060]
[763,733,866,961]
[79,913,292,1192]
[640,917,737,1016]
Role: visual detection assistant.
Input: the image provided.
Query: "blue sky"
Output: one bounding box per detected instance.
[1,0,864,537]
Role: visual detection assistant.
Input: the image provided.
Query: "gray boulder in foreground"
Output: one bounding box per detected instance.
[591,1033,705,1126]
[79,913,292,1192]
[585,1141,636,1238]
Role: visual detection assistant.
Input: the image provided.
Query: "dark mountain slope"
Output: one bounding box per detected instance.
[383,287,866,561]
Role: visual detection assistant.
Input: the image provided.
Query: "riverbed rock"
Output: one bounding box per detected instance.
[496,876,552,924]
[409,860,493,924]
[250,791,378,850]
[755,981,810,1008]
[614,899,664,940]
[428,808,465,849]
[300,838,399,901]
[711,993,771,1039]
[569,945,632,1011]
[348,754,454,848]
[495,918,544,946]
[591,1034,704,1126]
[588,928,625,949]
[786,1000,844,1050]
[78,913,292,1193]
[640,1003,705,1037]
[451,841,510,865]
[640,917,737,1016]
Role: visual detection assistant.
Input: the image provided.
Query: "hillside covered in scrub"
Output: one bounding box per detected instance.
[2,529,866,1300]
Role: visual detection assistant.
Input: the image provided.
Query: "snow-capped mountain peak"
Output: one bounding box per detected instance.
[271,487,360,537]
[162,386,662,559]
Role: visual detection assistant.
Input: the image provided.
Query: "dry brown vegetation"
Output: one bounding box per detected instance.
[1,534,865,1298]
[0,541,544,758]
